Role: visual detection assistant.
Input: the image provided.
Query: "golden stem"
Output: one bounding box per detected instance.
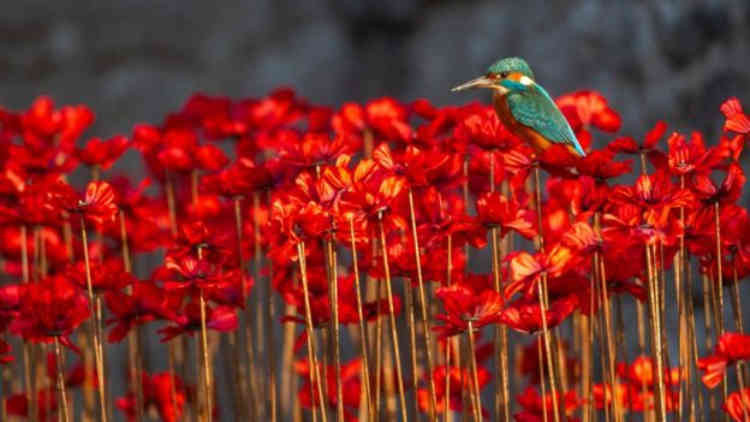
[54,337,70,422]
[378,216,409,421]
[645,244,666,422]
[466,321,482,422]
[349,218,374,419]
[80,216,108,422]
[408,189,438,420]
[297,242,327,422]
[324,238,345,422]
[490,226,510,422]
[198,290,213,422]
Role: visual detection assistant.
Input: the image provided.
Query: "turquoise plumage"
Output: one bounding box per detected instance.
[506,84,585,156]
[452,56,587,158]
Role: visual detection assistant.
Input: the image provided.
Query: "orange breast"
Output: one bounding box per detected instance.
[492,93,553,153]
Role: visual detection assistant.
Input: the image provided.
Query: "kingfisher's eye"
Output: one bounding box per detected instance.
[500,71,510,78]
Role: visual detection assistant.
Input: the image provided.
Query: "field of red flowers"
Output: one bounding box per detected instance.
[0,89,749,422]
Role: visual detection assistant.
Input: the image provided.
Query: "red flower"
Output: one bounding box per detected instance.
[515,386,580,421]
[158,302,237,341]
[505,245,575,299]
[10,275,89,350]
[611,169,693,229]
[105,281,178,343]
[372,143,463,189]
[691,162,745,206]
[417,364,491,415]
[116,372,189,422]
[475,191,536,239]
[6,389,58,422]
[195,144,229,171]
[498,293,579,334]
[575,149,632,181]
[617,355,681,389]
[434,284,503,338]
[556,90,622,132]
[296,358,364,420]
[453,107,521,151]
[663,131,722,176]
[724,387,750,422]
[77,135,130,170]
[698,332,750,389]
[721,97,750,135]
[50,180,119,225]
[608,121,667,155]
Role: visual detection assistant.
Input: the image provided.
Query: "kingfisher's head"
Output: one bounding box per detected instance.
[452,57,535,95]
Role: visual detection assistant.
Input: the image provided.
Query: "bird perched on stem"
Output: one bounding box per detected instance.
[452,57,586,158]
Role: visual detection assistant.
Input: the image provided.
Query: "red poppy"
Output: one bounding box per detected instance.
[78,135,130,170]
[556,90,622,133]
[610,169,694,229]
[691,162,745,206]
[724,387,750,422]
[158,302,237,341]
[416,364,491,415]
[49,180,119,225]
[105,281,179,343]
[505,245,575,299]
[453,107,521,151]
[575,149,632,181]
[663,131,722,176]
[721,97,750,135]
[116,372,190,422]
[434,284,503,338]
[10,275,89,351]
[6,389,58,422]
[475,191,537,239]
[514,386,580,422]
[64,258,134,294]
[698,332,750,389]
[296,358,363,421]
[498,293,579,334]
[608,121,667,155]
[372,143,463,189]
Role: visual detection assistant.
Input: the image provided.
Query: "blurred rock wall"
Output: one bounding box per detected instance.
[1,0,748,139]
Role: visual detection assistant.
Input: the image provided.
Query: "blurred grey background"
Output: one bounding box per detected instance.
[2,1,750,419]
[1,0,748,139]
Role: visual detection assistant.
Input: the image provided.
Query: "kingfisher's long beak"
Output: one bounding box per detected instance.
[451,75,495,92]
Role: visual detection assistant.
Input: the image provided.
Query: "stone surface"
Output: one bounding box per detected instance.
[1,0,747,139]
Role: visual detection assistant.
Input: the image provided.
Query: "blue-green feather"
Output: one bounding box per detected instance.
[506,84,585,157]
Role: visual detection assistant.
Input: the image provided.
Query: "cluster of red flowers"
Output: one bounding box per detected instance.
[0,88,749,422]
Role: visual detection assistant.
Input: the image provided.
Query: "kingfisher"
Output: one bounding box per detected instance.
[452,57,585,157]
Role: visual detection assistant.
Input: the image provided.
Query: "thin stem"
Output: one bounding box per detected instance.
[120,210,144,422]
[466,322,482,422]
[349,218,374,420]
[256,191,276,421]
[645,244,667,422]
[80,216,108,422]
[408,188,438,420]
[297,242,328,422]
[198,290,213,422]
[490,227,510,422]
[594,213,621,422]
[324,237,345,422]
[54,337,70,422]
[533,165,559,422]
[377,215,409,421]
[404,273,420,420]
[230,198,250,420]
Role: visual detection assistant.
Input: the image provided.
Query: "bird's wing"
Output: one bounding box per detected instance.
[507,85,585,156]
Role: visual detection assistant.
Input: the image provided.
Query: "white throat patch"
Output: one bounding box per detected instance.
[519,76,534,86]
